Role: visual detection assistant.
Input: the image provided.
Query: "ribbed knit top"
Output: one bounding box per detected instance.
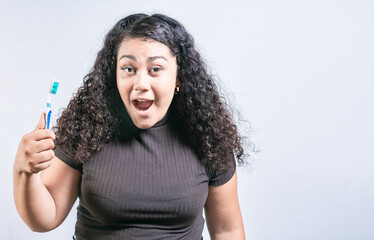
[55,113,235,240]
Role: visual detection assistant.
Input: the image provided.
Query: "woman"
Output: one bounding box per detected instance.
[13,13,246,239]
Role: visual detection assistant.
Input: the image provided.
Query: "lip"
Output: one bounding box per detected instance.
[132,97,154,101]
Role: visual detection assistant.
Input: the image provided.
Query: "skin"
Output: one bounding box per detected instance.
[13,38,245,239]
[116,38,180,129]
[205,172,246,239]
[13,113,80,231]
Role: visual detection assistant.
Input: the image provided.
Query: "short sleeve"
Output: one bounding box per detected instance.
[208,163,236,186]
[54,146,83,171]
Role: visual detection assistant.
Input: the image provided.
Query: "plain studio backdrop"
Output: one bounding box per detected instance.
[1,0,373,239]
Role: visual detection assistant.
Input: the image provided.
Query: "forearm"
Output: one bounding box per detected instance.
[13,165,57,232]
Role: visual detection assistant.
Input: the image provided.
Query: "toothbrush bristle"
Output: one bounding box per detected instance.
[50,81,59,94]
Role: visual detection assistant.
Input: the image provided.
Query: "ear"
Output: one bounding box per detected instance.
[176,78,181,87]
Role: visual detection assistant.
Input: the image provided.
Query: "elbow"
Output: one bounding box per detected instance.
[29,225,53,233]
[31,228,49,233]
[29,225,57,233]
[210,229,245,240]
[30,226,49,233]
[27,220,58,233]
[18,210,61,233]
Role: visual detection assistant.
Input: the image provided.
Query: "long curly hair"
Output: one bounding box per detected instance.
[55,13,247,171]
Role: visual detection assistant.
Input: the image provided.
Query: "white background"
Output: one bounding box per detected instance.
[1,0,373,239]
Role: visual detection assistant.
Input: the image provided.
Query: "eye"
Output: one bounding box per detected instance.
[120,66,136,73]
[150,66,162,73]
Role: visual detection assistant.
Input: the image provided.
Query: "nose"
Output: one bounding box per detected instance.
[133,70,151,92]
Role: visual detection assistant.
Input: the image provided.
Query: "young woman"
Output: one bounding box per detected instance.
[14,13,246,239]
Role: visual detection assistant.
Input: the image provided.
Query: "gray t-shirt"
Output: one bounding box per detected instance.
[55,114,235,240]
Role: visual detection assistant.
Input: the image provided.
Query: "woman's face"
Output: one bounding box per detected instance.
[116,38,179,129]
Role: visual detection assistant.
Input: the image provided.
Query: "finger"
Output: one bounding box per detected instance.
[29,129,56,142]
[33,139,55,153]
[35,113,46,130]
[32,150,55,163]
[30,160,51,174]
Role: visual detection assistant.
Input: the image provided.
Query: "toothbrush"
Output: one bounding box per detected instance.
[46,79,59,129]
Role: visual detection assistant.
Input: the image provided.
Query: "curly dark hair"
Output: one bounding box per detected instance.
[55,13,247,171]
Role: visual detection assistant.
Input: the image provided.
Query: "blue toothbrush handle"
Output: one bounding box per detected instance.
[46,105,52,129]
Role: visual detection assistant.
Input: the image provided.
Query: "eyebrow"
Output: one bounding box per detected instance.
[118,55,168,62]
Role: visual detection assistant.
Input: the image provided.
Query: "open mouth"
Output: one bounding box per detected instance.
[133,99,154,111]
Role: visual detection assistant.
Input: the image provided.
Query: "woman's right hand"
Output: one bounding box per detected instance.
[14,113,56,174]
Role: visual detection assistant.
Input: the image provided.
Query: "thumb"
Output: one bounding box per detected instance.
[36,112,46,130]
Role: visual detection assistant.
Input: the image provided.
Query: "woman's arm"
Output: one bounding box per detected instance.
[13,113,81,232]
[204,171,245,240]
